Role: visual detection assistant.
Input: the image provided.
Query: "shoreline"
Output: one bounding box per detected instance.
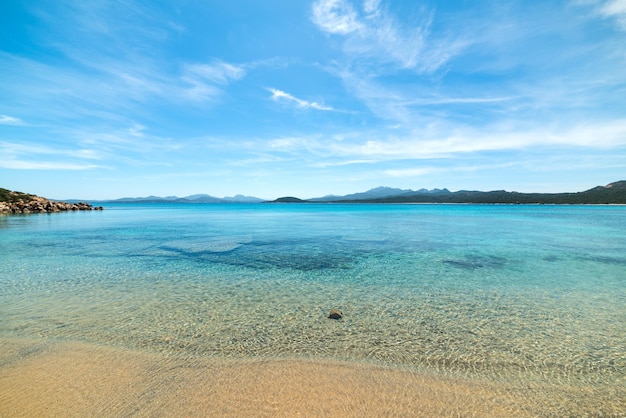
[0,199,103,214]
[0,188,103,214]
[1,337,623,417]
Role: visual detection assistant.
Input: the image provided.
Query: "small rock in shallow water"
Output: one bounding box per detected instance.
[327,309,343,320]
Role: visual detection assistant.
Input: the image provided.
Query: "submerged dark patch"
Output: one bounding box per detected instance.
[443,255,507,270]
[159,240,355,271]
[542,255,561,262]
[224,252,353,271]
[581,255,626,266]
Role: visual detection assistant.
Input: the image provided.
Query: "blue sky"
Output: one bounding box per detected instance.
[1,0,625,200]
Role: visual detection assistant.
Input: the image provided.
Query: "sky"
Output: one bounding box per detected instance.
[1,0,625,200]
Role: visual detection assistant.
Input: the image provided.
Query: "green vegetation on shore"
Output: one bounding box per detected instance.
[0,188,37,203]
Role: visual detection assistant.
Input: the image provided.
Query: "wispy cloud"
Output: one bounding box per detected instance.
[0,160,101,170]
[18,1,247,110]
[251,118,626,166]
[600,0,626,25]
[181,61,246,102]
[127,123,146,138]
[382,167,442,178]
[0,141,103,170]
[185,62,245,85]
[584,0,626,30]
[311,0,456,73]
[342,120,626,159]
[312,0,363,35]
[313,0,626,134]
[401,96,516,106]
[310,1,480,124]
[0,141,103,160]
[0,115,25,126]
[268,88,335,111]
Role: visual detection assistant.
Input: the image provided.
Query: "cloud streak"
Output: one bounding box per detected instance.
[268,88,335,111]
[0,141,103,170]
[181,61,246,102]
[0,160,101,170]
[252,118,626,165]
[0,115,25,126]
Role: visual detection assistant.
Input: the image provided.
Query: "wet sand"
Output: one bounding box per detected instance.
[0,338,623,417]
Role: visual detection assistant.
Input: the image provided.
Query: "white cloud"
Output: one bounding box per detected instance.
[269,136,309,150]
[599,0,626,29]
[0,114,24,125]
[0,160,100,170]
[363,0,381,16]
[575,0,626,30]
[312,0,363,34]
[311,0,444,72]
[310,0,475,126]
[254,119,626,165]
[268,88,335,111]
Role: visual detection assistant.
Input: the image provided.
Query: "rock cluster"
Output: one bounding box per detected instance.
[0,195,103,214]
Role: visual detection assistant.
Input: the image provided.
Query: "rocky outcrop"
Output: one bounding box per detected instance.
[0,190,103,214]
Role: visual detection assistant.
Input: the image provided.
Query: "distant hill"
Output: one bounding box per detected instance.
[364,181,626,204]
[271,181,626,204]
[113,195,180,203]
[308,186,451,202]
[110,194,264,203]
[273,196,306,203]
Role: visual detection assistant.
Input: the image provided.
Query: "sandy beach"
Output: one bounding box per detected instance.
[1,338,623,417]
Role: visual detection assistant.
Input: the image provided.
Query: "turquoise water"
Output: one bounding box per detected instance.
[1,203,625,382]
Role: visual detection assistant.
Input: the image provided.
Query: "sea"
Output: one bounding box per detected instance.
[1,203,625,414]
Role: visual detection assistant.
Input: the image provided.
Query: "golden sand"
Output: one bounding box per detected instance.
[0,338,623,417]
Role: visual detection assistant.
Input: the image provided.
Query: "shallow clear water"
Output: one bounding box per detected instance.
[1,203,625,383]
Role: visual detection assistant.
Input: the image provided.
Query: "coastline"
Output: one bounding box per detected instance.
[1,337,623,417]
[0,195,102,215]
[0,187,105,214]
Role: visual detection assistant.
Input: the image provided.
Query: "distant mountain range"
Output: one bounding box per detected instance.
[272,181,626,204]
[307,186,451,202]
[72,180,626,205]
[103,187,453,204]
[109,194,264,203]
